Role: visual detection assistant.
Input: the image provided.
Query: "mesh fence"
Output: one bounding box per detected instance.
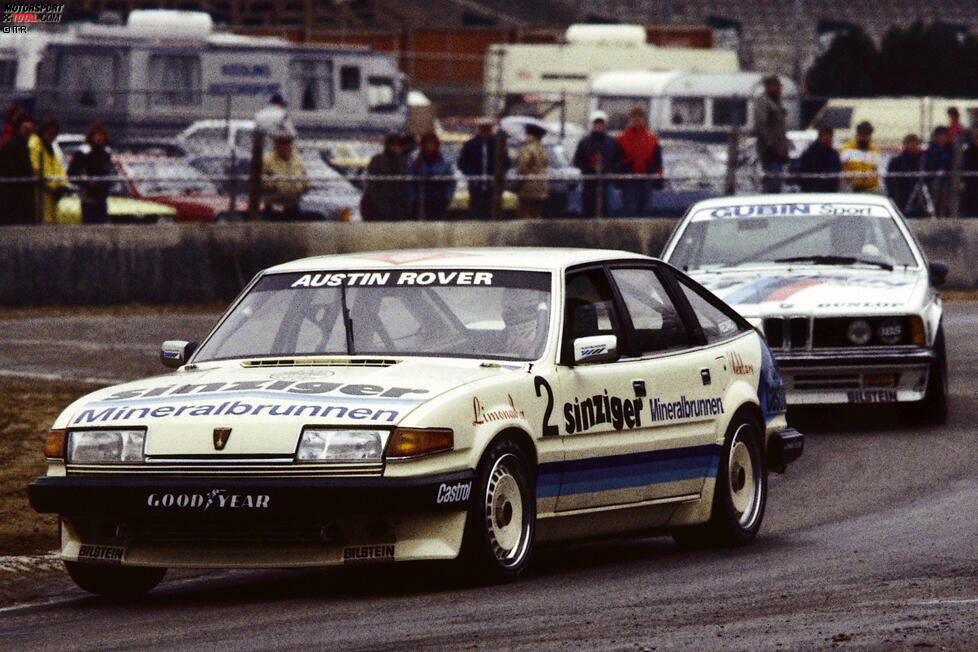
[4,89,978,224]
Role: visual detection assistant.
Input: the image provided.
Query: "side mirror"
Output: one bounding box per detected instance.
[160,340,198,369]
[573,335,619,365]
[929,261,948,287]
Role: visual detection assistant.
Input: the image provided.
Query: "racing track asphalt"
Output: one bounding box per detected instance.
[1,304,977,649]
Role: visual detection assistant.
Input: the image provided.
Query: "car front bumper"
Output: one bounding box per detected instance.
[773,347,935,406]
[29,471,476,568]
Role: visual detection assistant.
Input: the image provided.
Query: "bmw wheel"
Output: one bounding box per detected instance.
[461,438,535,583]
[672,412,767,548]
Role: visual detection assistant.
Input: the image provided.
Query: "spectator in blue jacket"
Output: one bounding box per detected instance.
[796,126,841,192]
[408,132,455,221]
[457,118,509,220]
[924,126,954,216]
[886,133,928,217]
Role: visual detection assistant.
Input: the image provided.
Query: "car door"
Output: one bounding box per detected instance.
[553,264,727,512]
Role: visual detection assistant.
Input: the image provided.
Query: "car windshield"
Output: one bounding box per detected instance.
[668,202,919,271]
[194,269,552,362]
[123,159,219,196]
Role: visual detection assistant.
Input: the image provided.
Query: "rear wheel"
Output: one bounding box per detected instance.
[672,413,767,548]
[460,438,535,583]
[65,561,166,598]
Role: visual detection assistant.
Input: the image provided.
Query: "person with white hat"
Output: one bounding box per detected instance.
[573,110,621,217]
[261,124,309,220]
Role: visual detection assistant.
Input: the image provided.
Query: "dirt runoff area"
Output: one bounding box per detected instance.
[0,377,98,605]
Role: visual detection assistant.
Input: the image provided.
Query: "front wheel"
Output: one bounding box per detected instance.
[672,413,767,548]
[460,438,535,583]
[65,561,166,598]
[908,328,948,425]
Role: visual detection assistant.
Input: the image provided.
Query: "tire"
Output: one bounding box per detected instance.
[65,561,166,598]
[672,413,767,548]
[910,328,948,425]
[460,438,535,583]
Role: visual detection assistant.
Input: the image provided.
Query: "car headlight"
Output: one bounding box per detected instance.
[67,429,146,464]
[846,319,872,346]
[877,318,904,345]
[385,427,454,459]
[296,428,387,462]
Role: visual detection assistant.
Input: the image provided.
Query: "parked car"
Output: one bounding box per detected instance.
[661,193,948,422]
[29,247,802,596]
[114,154,231,222]
[56,192,179,224]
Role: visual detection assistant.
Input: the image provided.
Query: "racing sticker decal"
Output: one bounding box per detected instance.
[73,399,404,425]
[78,545,125,564]
[343,545,395,563]
[435,481,472,505]
[108,381,429,401]
[472,394,525,425]
[847,390,897,404]
[647,396,724,423]
[728,351,755,375]
[563,391,643,434]
[146,489,270,510]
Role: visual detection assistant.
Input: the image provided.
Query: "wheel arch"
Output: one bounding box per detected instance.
[481,427,538,477]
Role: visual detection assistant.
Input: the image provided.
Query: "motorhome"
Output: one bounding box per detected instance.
[30,10,407,139]
[484,24,739,126]
[588,70,799,142]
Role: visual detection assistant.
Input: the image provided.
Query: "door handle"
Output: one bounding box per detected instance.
[700,368,711,385]
[632,379,647,397]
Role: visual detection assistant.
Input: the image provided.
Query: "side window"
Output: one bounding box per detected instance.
[610,267,689,354]
[676,277,745,344]
[289,59,334,110]
[562,269,619,362]
[340,66,361,91]
[148,54,201,106]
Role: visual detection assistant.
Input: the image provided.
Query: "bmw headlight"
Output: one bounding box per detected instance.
[67,429,146,464]
[296,428,387,462]
[846,319,872,346]
[877,318,904,345]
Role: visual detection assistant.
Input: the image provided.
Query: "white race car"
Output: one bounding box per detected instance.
[662,194,948,422]
[30,248,802,596]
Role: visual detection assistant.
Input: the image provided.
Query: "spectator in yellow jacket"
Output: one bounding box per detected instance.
[28,116,69,223]
[261,127,309,220]
[839,121,881,192]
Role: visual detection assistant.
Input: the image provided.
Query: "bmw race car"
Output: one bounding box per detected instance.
[662,194,948,422]
[29,248,802,596]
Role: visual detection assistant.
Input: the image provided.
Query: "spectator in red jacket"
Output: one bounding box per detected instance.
[616,106,663,217]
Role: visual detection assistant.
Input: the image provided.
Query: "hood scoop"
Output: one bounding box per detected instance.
[241,357,401,368]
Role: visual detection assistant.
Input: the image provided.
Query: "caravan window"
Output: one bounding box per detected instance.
[597,96,648,131]
[670,98,705,125]
[289,60,333,111]
[0,59,15,89]
[713,97,748,127]
[55,52,119,108]
[148,55,201,106]
[367,76,397,113]
[340,66,361,91]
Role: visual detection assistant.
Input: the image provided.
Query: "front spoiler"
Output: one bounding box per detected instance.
[773,347,935,369]
[28,470,478,518]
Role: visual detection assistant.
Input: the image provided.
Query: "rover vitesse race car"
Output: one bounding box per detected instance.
[29,248,802,596]
[663,194,948,423]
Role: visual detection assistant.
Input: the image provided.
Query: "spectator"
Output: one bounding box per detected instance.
[616,106,663,216]
[458,118,509,220]
[1,103,27,142]
[796,126,841,192]
[886,134,928,217]
[515,123,549,219]
[67,121,113,224]
[261,126,309,220]
[363,132,410,221]
[947,107,966,146]
[961,128,978,218]
[753,74,790,193]
[29,116,69,224]
[254,93,293,141]
[923,126,954,217]
[573,110,621,217]
[0,112,35,224]
[408,132,454,221]
[839,121,881,193]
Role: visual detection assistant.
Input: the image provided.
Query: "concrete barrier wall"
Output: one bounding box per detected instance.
[0,218,974,306]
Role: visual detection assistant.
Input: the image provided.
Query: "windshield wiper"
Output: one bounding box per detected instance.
[773,255,893,271]
[340,284,355,354]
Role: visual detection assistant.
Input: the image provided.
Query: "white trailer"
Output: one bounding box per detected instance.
[589,70,799,142]
[30,10,407,139]
[484,23,739,126]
